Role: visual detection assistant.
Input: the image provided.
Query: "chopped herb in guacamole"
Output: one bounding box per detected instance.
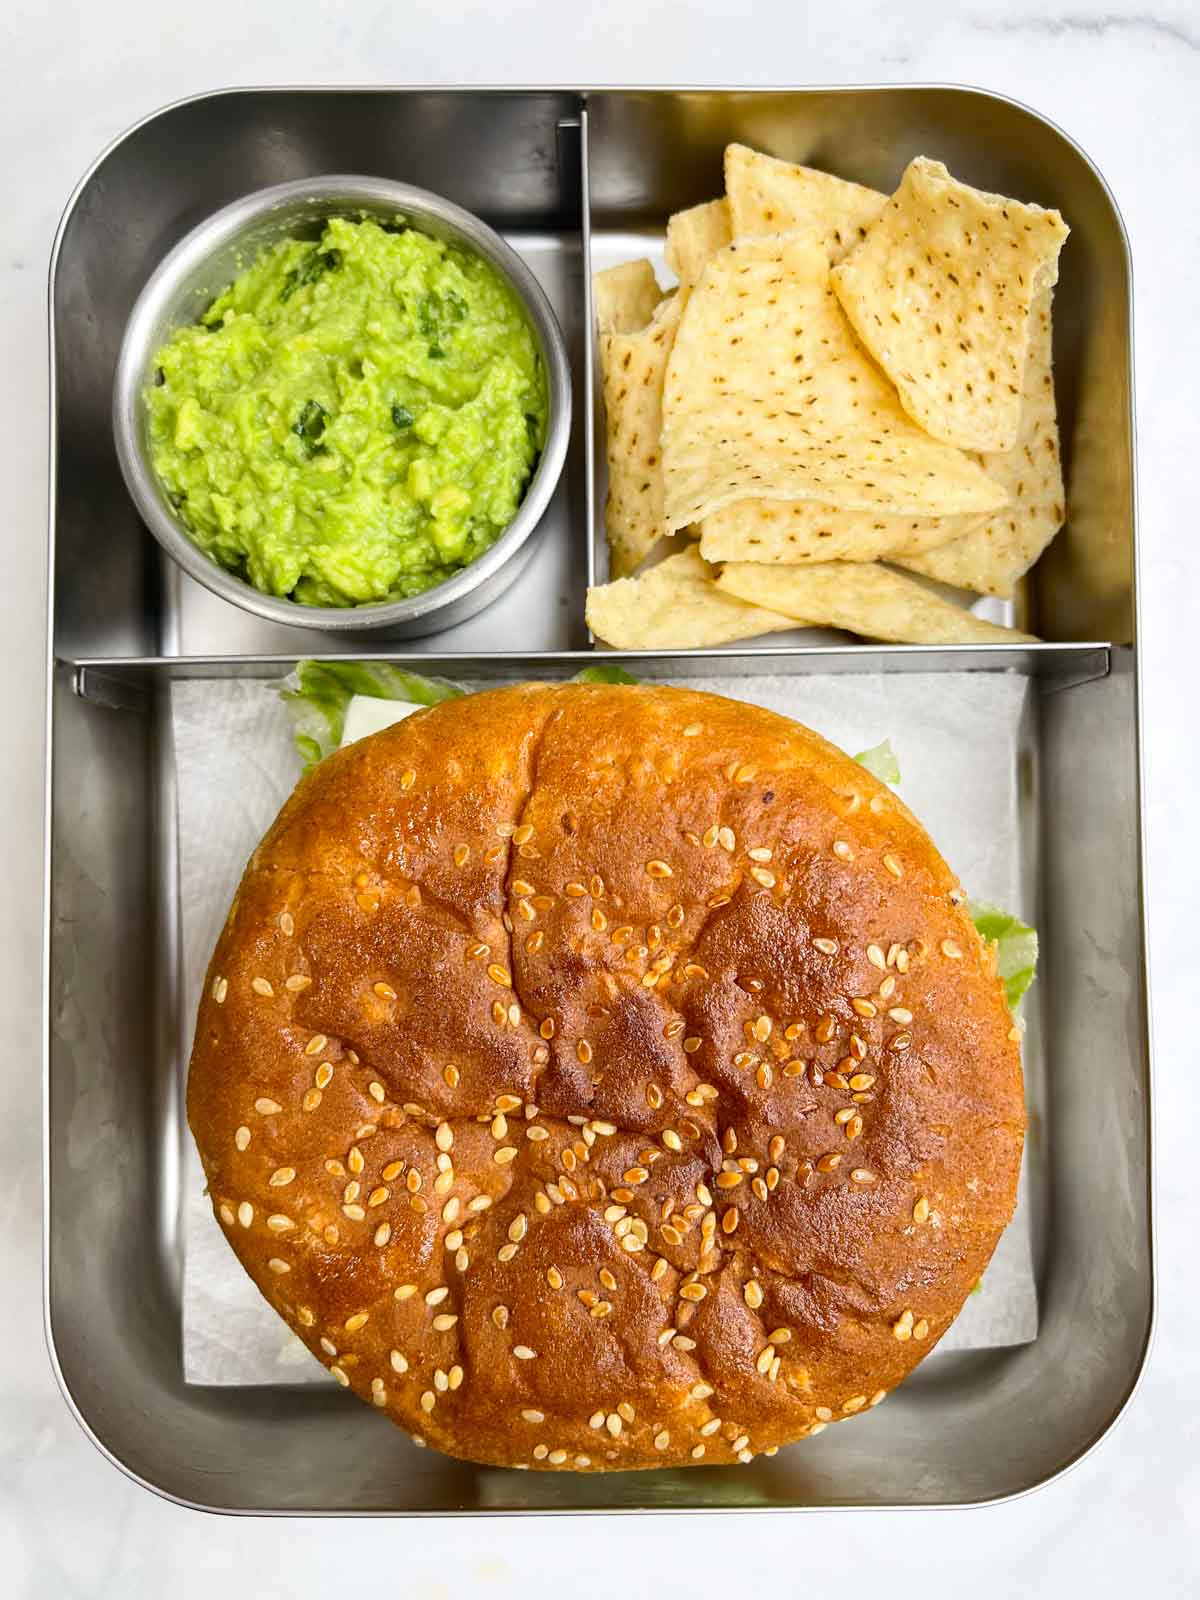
[146,215,547,606]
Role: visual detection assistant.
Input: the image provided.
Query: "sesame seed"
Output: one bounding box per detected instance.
[913,1319,930,1341]
[432,1313,458,1332]
[883,854,903,878]
[679,1282,707,1302]
[268,1167,295,1187]
[420,1391,435,1413]
[390,1350,408,1374]
[284,974,310,992]
[893,1309,914,1341]
[941,939,963,960]
[816,1153,842,1173]
[646,859,673,879]
[234,1125,251,1151]
[850,1169,876,1184]
[513,1346,536,1360]
[833,840,854,861]
[330,1366,350,1388]
[890,1031,912,1051]
[374,1222,392,1247]
[913,1196,930,1223]
[867,944,886,970]
[494,1146,518,1164]
[843,1395,868,1413]
[394,1284,418,1301]
[718,826,736,851]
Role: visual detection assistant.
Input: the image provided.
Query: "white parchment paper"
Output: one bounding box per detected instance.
[172,672,1039,1385]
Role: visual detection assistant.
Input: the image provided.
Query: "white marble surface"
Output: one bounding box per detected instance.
[3,2,1198,1594]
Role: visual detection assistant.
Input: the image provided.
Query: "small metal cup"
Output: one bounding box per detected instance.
[112,175,571,637]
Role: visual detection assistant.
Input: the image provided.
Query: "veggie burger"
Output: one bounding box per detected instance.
[187,681,1026,1470]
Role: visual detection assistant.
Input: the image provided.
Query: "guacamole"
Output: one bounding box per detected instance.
[146,216,547,606]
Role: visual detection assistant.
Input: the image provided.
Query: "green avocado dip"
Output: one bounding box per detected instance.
[146,215,548,606]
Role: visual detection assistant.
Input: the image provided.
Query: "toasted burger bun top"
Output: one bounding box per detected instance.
[188,683,1023,1471]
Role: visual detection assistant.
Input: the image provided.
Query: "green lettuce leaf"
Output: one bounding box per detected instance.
[571,665,640,685]
[970,900,1039,1010]
[854,738,901,786]
[281,660,464,768]
[282,663,641,768]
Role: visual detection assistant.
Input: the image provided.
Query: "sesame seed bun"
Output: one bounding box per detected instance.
[188,683,1024,1470]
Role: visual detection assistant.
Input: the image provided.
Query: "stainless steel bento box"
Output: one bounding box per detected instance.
[45,86,1151,1515]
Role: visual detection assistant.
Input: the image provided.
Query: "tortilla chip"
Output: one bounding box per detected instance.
[586,546,799,649]
[725,144,886,261]
[598,291,686,578]
[594,259,663,335]
[698,500,984,565]
[665,198,731,286]
[661,235,1008,532]
[716,561,1038,644]
[895,289,1064,596]
[831,157,1069,453]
